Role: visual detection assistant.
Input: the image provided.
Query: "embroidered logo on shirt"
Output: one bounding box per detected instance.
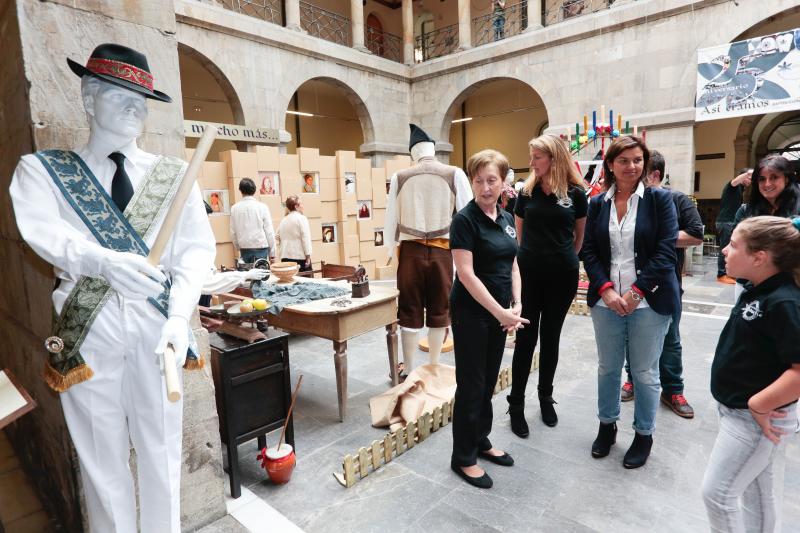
[741,300,762,321]
[556,196,573,209]
[505,225,517,239]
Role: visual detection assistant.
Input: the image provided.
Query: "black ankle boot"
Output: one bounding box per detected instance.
[506,396,529,438]
[538,393,558,427]
[623,432,653,469]
[591,422,617,458]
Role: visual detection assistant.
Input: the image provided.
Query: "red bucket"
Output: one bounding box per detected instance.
[258,444,296,484]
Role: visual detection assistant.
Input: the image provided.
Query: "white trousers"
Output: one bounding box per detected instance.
[702,403,796,533]
[59,296,183,533]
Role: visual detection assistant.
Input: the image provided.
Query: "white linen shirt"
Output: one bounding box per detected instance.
[8,141,215,321]
[229,196,276,254]
[598,181,649,309]
[383,161,472,258]
[276,210,312,259]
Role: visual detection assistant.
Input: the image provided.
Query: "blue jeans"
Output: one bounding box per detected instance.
[240,247,269,264]
[625,309,683,395]
[591,305,671,435]
[702,403,796,533]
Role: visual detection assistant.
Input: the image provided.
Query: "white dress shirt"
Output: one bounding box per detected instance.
[598,181,649,309]
[276,210,312,259]
[229,196,276,255]
[9,141,215,320]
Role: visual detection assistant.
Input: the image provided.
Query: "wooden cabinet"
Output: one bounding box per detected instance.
[209,330,294,498]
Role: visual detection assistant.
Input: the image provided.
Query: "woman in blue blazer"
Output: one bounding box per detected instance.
[581,135,679,469]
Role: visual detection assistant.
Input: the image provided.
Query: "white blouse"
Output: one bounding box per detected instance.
[277,210,312,259]
[598,181,649,309]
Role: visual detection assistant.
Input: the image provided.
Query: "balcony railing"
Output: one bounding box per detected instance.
[543,0,611,26]
[217,0,283,26]
[366,27,403,63]
[300,1,351,46]
[415,23,459,62]
[472,0,527,47]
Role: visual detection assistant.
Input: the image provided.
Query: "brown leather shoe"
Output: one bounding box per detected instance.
[717,274,736,285]
[661,392,694,419]
[620,380,634,402]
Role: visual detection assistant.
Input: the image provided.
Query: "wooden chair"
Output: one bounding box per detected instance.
[295,261,358,282]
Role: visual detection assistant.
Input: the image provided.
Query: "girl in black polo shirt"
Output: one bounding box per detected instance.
[507,134,587,435]
[702,216,800,532]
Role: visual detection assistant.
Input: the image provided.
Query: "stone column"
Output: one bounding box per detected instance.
[402,0,414,65]
[351,0,369,52]
[285,0,303,32]
[524,0,542,31]
[360,141,409,167]
[457,0,472,51]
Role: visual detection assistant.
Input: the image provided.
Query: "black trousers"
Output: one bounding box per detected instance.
[451,309,507,467]
[509,265,578,400]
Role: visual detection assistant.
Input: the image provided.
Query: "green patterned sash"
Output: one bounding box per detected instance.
[34,150,201,392]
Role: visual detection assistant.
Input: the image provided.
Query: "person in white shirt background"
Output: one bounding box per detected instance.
[230,177,276,264]
[277,194,313,271]
[9,44,215,533]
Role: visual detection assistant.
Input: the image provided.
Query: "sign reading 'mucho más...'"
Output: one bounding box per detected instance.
[184,120,291,144]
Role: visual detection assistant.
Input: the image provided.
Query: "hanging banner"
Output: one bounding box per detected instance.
[695,29,800,121]
[184,120,291,144]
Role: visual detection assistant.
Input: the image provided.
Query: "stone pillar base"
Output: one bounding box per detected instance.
[360,141,408,167]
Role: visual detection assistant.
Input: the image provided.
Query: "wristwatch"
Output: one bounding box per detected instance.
[510,299,520,307]
[629,290,644,302]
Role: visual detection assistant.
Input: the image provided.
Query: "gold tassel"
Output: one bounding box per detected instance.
[43,361,94,392]
[183,357,205,370]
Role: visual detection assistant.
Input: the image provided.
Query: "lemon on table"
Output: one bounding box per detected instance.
[252,298,268,311]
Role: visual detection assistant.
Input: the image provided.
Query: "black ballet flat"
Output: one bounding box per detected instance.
[479,450,515,467]
[451,463,493,489]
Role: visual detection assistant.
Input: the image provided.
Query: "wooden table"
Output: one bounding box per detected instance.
[227,282,399,421]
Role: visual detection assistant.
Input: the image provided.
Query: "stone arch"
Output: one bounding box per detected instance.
[177,42,245,126]
[437,76,548,142]
[728,5,800,43]
[282,76,376,146]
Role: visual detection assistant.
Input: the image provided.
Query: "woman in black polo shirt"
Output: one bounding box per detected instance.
[702,216,800,531]
[450,149,528,489]
[507,134,587,435]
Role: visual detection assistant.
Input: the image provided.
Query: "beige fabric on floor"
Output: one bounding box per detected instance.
[369,364,456,431]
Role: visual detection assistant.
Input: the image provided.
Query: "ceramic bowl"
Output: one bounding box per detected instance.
[270,261,300,283]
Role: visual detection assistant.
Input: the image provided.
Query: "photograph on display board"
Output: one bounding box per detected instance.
[344,172,356,194]
[357,200,372,220]
[385,181,391,194]
[321,223,337,243]
[258,171,280,196]
[374,228,384,246]
[203,190,230,215]
[302,172,319,194]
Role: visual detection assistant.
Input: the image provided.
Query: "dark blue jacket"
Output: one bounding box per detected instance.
[581,186,680,316]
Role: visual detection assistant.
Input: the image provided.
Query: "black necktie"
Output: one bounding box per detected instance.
[108,152,134,213]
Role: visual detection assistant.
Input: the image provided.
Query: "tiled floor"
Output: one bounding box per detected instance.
[0,431,55,532]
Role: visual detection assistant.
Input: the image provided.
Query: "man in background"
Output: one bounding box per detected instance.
[621,151,704,419]
[230,177,275,264]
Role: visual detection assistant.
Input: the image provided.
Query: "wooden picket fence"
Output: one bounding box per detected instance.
[334,363,526,488]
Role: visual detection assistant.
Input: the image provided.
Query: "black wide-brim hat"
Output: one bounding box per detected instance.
[67,43,172,103]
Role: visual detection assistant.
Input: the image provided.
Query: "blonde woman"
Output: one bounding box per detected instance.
[276,195,312,271]
[507,134,587,437]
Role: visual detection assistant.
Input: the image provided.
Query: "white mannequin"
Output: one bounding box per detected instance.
[201,268,268,295]
[80,76,190,362]
[10,70,215,533]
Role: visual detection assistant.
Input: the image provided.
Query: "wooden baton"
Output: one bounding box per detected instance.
[148,126,217,402]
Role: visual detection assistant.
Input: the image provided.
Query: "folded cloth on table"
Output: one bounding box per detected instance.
[369,364,456,431]
[251,280,349,314]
